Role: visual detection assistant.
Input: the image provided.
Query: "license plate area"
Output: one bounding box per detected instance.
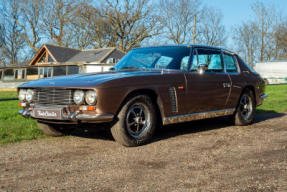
[33,108,63,120]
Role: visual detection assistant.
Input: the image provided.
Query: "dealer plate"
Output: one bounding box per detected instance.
[33,108,63,120]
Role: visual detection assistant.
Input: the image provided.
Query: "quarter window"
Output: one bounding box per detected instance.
[223,53,238,73]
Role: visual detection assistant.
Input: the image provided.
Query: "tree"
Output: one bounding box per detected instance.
[16,0,44,52]
[251,1,276,62]
[158,0,201,44]
[233,22,259,66]
[0,0,25,65]
[42,0,81,47]
[198,7,226,46]
[99,0,161,51]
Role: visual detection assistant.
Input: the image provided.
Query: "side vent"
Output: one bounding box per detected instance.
[169,87,178,113]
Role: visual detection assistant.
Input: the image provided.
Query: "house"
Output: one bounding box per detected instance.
[0,44,125,88]
[254,61,287,84]
[0,44,125,89]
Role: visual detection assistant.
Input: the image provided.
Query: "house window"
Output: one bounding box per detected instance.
[54,66,66,76]
[27,67,38,80]
[3,69,14,81]
[39,67,52,78]
[68,65,80,75]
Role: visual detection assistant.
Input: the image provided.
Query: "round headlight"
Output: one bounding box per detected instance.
[73,90,85,105]
[85,90,97,105]
[18,89,27,101]
[26,89,35,103]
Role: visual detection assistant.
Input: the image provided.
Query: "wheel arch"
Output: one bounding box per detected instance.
[115,88,164,125]
[237,85,256,107]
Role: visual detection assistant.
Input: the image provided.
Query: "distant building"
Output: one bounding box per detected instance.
[254,61,287,84]
[0,44,125,88]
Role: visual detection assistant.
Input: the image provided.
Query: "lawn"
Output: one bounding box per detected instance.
[0,91,43,145]
[0,84,286,145]
[257,84,287,113]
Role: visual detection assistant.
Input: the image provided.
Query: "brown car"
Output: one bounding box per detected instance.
[18,45,267,146]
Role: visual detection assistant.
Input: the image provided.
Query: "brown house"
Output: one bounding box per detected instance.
[0,44,125,83]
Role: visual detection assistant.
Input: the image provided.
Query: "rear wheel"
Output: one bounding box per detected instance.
[111,95,157,147]
[233,89,256,126]
[37,122,75,136]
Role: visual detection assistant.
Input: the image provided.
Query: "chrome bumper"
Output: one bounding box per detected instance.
[18,109,114,123]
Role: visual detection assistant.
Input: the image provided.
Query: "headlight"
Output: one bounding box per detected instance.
[73,90,85,105]
[26,89,35,103]
[18,89,27,101]
[85,90,97,105]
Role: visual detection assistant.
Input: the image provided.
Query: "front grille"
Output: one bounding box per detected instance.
[33,88,73,105]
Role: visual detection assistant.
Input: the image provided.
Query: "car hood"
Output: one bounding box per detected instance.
[19,70,173,89]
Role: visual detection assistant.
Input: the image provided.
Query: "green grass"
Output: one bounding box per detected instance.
[257,84,287,113]
[0,92,43,145]
[0,84,286,145]
[0,91,17,99]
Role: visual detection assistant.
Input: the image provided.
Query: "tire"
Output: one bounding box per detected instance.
[233,89,256,126]
[111,95,157,147]
[37,122,75,136]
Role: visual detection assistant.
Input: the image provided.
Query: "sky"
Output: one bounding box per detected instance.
[202,0,287,47]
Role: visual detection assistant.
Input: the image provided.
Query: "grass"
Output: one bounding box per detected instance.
[257,84,287,113]
[0,84,286,145]
[0,91,43,145]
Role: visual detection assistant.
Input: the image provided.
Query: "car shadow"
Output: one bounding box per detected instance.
[69,111,286,142]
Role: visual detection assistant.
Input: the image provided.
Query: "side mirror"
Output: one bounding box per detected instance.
[198,63,208,74]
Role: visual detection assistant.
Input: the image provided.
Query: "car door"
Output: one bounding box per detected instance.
[185,48,231,114]
[222,52,243,109]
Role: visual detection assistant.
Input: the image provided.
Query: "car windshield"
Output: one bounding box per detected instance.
[114,47,190,71]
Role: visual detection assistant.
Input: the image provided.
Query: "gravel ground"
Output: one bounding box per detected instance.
[0,113,287,192]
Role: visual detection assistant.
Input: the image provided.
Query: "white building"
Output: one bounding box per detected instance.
[254,61,287,84]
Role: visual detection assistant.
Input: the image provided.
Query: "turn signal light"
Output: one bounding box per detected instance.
[18,102,26,107]
[79,105,96,111]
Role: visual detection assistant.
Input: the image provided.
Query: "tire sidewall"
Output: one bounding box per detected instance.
[235,90,256,125]
[112,95,157,146]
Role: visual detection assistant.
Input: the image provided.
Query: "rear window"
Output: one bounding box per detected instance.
[237,56,258,74]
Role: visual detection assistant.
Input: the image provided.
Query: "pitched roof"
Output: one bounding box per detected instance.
[66,48,116,63]
[45,44,81,62]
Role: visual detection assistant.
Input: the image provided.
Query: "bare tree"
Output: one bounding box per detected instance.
[159,0,201,44]
[233,22,259,66]
[198,7,226,46]
[0,0,25,65]
[42,0,81,47]
[252,1,276,62]
[16,0,44,52]
[98,0,160,51]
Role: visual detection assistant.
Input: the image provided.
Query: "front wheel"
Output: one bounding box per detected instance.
[233,89,256,126]
[111,95,157,147]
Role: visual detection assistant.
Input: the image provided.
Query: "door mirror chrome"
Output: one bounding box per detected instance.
[198,63,208,74]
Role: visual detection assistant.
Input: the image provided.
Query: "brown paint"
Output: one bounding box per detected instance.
[18,45,266,125]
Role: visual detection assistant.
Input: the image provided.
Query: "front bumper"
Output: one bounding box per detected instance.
[257,94,268,106]
[18,107,114,123]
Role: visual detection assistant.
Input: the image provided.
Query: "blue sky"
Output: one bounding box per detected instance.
[204,0,287,30]
[203,0,287,46]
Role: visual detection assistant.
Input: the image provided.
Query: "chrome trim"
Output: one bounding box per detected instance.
[260,94,268,99]
[163,108,236,125]
[19,108,114,123]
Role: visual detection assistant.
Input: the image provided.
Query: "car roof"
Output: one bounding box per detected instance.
[133,44,235,55]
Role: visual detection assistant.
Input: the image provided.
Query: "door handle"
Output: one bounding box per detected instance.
[223,82,231,88]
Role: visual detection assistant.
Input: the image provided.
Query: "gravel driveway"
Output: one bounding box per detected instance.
[0,113,287,192]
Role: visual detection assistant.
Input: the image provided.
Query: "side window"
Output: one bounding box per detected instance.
[223,53,238,73]
[180,56,190,71]
[190,48,223,72]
